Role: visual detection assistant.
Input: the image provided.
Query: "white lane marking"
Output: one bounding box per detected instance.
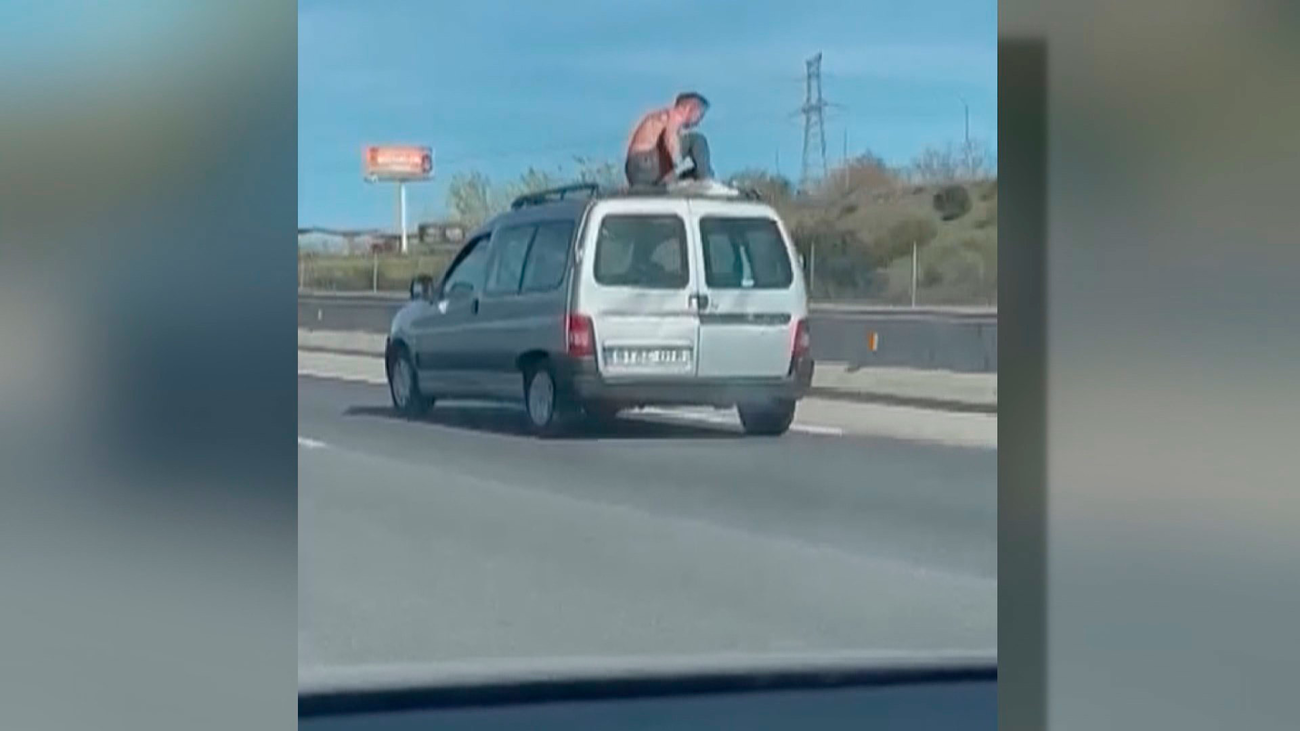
[298,436,328,449]
[636,407,844,437]
[638,407,733,426]
[790,423,845,436]
[297,367,386,385]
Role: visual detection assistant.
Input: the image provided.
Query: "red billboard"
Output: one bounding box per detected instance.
[363,145,433,181]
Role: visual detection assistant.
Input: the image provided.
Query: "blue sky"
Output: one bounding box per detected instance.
[299,0,996,229]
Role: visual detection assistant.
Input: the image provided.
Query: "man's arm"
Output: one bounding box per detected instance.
[662,113,684,167]
[656,114,694,183]
[658,158,695,184]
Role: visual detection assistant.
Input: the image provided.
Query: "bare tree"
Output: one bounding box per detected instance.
[826,152,896,195]
[500,166,564,206]
[446,171,497,229]
[572,156,623,188]
[909,139,994,183]
[907,144,962,184]
[959,138,993,180]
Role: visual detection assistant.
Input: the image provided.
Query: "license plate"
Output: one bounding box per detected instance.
[604,347,693,367]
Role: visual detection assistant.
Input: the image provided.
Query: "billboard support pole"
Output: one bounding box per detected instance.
[398,181,409,254]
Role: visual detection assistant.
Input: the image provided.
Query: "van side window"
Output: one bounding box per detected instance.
[520,220,574,293]
[699,217,794,289]
[441,235,492,296]
[594,215,689,289]
[485,224,536,295]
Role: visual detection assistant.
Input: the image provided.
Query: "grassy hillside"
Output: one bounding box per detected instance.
[735,164,997,305]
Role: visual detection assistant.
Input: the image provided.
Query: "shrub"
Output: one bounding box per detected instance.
[789,222,882,299]
[932,184,972,221]
[727,169,795,204]
[299,253,454,292]
[873,216,938,264]
[836,155,896,192]
[876,232,997,304]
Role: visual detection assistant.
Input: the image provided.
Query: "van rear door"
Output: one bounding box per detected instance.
[577,200,700,380]
[688,202,806,379]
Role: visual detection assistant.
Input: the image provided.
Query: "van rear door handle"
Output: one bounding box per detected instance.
[689,294,710,311]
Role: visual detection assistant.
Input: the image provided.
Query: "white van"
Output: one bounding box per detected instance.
[386,183,814,436]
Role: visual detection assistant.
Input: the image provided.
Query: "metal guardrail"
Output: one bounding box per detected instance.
[298,288,994,315]
[297,292,997,372]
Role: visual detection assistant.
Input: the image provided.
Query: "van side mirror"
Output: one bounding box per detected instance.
[409,274,434,301]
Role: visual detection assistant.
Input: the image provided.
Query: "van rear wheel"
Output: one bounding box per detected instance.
[738,400,796,436]
[524,361,569,437]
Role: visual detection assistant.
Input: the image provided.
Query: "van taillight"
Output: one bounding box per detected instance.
[792,318,811,359]
[567,314,595,357]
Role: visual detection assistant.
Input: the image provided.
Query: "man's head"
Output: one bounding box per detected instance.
[673,91,709,128]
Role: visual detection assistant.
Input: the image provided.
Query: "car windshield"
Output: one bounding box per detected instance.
[297,0,997,687]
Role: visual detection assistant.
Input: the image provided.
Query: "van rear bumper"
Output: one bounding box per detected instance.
[556,356,814,408]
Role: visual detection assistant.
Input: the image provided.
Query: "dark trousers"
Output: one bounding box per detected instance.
[624,150,662,187]
[678,131,713,180]
[624,131,713,186]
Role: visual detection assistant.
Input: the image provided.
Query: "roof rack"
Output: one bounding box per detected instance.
[510,183,601,210]
[603,184,766,201]
[510,181,768,211]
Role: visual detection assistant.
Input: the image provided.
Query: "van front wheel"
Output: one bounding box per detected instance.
[738,400,796,436]
[388,348,432,418]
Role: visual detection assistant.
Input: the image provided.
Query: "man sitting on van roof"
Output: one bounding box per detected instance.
[624,92,712,187]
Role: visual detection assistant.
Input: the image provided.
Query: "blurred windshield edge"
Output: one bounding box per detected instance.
[300,650,997,712]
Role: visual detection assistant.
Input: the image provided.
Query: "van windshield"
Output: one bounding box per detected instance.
[699,217,794,289]
[594,214,689,289]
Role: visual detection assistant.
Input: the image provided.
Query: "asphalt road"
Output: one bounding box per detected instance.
[298,375,996,669]
[298,293,999,372]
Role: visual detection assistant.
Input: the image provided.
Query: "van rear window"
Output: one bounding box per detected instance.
[594,215,689,289]
[699,217,794,289]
